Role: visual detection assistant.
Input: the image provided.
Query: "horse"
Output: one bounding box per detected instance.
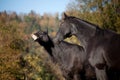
[31,30,96,80]
[54,13,120,80]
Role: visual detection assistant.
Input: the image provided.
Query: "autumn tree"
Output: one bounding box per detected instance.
[0,11,62,80]
[66,0,120,32]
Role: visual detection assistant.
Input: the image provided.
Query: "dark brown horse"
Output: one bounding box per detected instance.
[54,13,120,80]
[31,30,96,80]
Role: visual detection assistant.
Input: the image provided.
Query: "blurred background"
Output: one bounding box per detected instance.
[0,0,120,80]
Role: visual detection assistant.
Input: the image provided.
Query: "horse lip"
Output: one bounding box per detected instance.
[31,34,38,41]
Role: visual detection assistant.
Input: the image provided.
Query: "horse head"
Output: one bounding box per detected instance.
[31,29,49,43]
[54,12,97,47]
[54,13,78,43]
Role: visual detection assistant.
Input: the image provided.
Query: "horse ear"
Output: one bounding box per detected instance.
[62,12,68,20]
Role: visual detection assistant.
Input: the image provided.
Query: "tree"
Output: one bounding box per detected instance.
[66,0,120,32]
[0,11,62,80]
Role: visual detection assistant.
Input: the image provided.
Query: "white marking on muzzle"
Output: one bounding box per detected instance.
[31,34,38,40]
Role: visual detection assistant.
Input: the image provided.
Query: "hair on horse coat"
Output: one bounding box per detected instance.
[55,13,120,80]
[31,30,96,80]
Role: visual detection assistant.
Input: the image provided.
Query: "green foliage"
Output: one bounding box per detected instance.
[24,14,41,34]
[66,0,120,33]
[0,11,61,80]
[21,54,48,80]
[9,39,25,50]
[64,35,80,45]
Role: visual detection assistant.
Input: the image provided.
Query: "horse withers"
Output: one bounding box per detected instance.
[54,13,120,80]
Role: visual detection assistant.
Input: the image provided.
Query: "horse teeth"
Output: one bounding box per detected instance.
[31,34,38,40]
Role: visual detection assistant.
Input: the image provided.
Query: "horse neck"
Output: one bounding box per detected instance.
[37,37,54,57]
[74,19,97,49]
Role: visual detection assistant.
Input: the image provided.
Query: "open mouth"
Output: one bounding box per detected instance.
[31,34,38,41]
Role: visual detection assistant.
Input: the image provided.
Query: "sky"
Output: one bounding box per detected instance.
[0,0,70,15]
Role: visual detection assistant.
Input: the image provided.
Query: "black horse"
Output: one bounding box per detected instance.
[54,13,120,80]
[31,30,96,80]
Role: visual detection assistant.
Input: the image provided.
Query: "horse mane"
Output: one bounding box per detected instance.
[69,16,100,28]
